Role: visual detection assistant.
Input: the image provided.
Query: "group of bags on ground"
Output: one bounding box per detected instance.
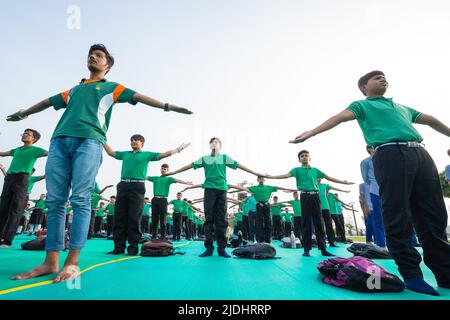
[21,233,404,293]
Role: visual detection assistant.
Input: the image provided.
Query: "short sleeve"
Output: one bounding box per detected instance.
[270,186,278,193]
[168,177,176,184]
[169,200,174,205]
[289,168,297,177]
[114,151,124,160]
[147,176,156,182]
[145,152,160,162]
[34,147,47,158]
[346,101,364,120]
[224,155,238,169]
[192,157,204,170]
[326,184,332,191]
[407,106,422,123]
[248,186,255,194]
[113,84,138,105]
[49,89,71,110]
[316,169,326,179]
[10,148,17,156]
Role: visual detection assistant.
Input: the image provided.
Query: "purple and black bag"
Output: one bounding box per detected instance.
[317,256,404,293]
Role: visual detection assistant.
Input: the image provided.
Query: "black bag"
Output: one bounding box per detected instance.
[347,243,392,259]
[232,243,278,260]
[280,237,302,248]
[21,232,70,251]
[139,233,152,244]
[141,239,185,257]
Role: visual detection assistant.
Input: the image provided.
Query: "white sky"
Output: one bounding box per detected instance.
[1,0,449,229]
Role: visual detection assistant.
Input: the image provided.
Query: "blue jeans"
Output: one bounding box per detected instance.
[370,193,386,247]
[45,137,103,251]
[365,212,375,242]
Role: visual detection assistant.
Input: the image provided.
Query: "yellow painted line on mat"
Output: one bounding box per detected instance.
[0,241,191,296]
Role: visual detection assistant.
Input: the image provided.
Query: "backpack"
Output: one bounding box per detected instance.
[317,256,404,293]
[232,243,278,260]
[139,233,152,244]
[347,243,392,259]
[280,237,302,248]
[140,239,185,257]
[21,232,70,251]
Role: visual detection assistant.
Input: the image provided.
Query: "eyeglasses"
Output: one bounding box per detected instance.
[20,132,33,137]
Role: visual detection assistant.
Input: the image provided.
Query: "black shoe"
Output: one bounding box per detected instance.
[127,247,139,256]
[218,250,231,258]
[199,250,213,257]
[303,250,310,257]
[321,250,335,257]
[330,244,339,247]
[107,249,125,255]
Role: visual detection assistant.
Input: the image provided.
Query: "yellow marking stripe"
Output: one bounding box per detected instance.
[0,242,191,296]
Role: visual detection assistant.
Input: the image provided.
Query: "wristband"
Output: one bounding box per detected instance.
[164,103,170,112]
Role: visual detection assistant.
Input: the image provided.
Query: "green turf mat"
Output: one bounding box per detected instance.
[0,236,449,300]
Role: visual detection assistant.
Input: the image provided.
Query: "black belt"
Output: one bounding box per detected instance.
[300,191,318,195]
[375,141,424,151]
[121,179,145,183]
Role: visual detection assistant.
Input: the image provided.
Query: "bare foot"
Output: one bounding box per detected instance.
[53,264,80,283]
[12,263,59,280]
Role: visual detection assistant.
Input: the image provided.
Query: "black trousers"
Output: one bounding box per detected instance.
[151,197,168,239]
[203,188,227,251]
[88,209,96,238]
[331,214,346,242]
[234,221,242,234]
[106,215,114,237]
[182,215,191,239]
[94,216,103,233]
[248,211,256,241]
[173,212,182,240]
[0,173,29,245]
[141,215,150,234]
[255,202,271,243]
[272,215,282,240]
[113,182,145,251]
[241,215,250,240]
[284,222,292,237]
[373,145,450,284]
[293,216,303,241]
[301,193,326,251]
[322,209,336,244]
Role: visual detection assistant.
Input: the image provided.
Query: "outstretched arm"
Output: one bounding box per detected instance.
[276,186,297,192]
[330,186,351,193]
[103,144,116,158]
[236,163,264,177]
[98,185,114,195]
[324,175,354,185]
[416,113,450,137]
[289,109,356,143]
[267,173,292,180]
[179,183,202,193]
[228,184,251,193]
[0,151,12,157]
[159,142,191,160]
[164,163,193,177]
[0,164,6,176]
[132,93,193,115]
[174,179,194,186]
[7,98,52,121]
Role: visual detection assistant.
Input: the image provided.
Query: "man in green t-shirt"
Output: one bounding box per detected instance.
[0,129,48,248]
[27,193,47,235]
[88,182,112,239]
[141,197,152,235]
[282,208,294,237]
[277,191,303,241]
[26,170,45,200]
[270,196,286,241]
[166,137,263,258]
[289,70,450,296]
[9,44,193,283]
[105,196,116,238]
[169,192,186,241]
[93,202,107,234]
[268,150,353,257]
[103,134,189,255]
[247,176,296,244]
[147,163,192,240]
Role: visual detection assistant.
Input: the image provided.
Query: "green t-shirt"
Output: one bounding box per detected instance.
[270,203,286,216]
[143,204,152,216]
[115,150,160,180]
[289,167,326,192]
[170,199,185,213]
[27,176,44,195]
[234,211,243,223]
[95,208,106,217]
[91,193,103,209]
[33,199,46,210]
[346,97,423,148]
[66,206,72,214]
[180,201,189,216]
[327,193,338,215]
[283,212,293,223]
[288,199,302,217]
[49,79,137,144]
[318,183,332,210]
[248,185,278,203]
[192,154,238,190]
[186,206,195,220]
[147,176,176,197]
[7,146,47,175]
[335,201,343,214]
[166,213,173,223]
[105,203,115,216]
[94,182,101,193]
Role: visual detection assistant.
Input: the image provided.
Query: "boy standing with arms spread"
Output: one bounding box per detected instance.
[0,129,48,247]
[147,163,192,240]
[9,44,193,281]
[169,192,185,241]
[268,151,353,257]
[290,70,450,295]
[103,135,189,255]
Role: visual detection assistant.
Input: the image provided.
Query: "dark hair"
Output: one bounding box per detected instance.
[24,129,41,143]
[293,191,298,195]
[366,145,375,154]
[447,149,450,156]
[144,197,149,200]
[209,137,222,146]
[257,175,265,180]
[130,134,145,143]
[298,150,309,158]
[161,164,169,169]
[110,196,116,199]
[177,192,182,195]
[273,196,278,200]
[358,70,385,96]
[89,44,114,68]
